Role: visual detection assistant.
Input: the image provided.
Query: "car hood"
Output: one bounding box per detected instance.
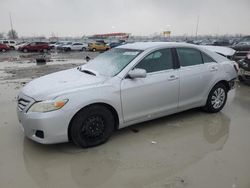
[21,68,107,101]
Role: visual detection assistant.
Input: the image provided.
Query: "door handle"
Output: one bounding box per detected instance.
[168,75,178,81]
[210,67,218,72]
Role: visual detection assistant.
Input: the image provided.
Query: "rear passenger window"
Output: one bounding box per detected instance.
[201,52,214,63]
[177,48,203,67]
[135,48,173,73]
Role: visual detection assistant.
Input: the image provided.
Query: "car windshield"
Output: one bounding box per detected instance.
[81,48,142,77]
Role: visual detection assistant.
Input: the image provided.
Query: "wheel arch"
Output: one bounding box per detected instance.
[67,102,120,141]
[214,80,230,92]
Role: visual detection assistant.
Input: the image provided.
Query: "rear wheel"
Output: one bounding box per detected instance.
[203,83,228,113]
[81,47,86,51]
[43,49,48,53]
[1,49,6,52]
[23,48,28,53]
[92,48,96,52]
[70,105,115,148]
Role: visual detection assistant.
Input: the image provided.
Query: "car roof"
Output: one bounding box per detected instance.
[117,42,230,63]
[117,42,197,50]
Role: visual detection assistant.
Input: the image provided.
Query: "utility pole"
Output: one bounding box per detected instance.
[9,12,15,39]
[195,15,200,40]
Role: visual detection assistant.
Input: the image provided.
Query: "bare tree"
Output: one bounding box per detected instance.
[7,29,18,39]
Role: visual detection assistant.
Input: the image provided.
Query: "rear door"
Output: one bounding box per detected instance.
[72,43,82,50]
[176,48,213,110]
[29,42,36,51]
[121,48,179,122]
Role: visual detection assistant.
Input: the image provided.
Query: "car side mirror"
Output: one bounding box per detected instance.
[128,68,147,79]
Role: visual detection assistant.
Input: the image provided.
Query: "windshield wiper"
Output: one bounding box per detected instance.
[78,67,96,76]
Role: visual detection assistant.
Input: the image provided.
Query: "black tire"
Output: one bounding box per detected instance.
[92,48,96,52]
[70,105,115,148]
[203,83,228,113]
[1,49,6,52]
[23,48,28,53]
[81,47,86,51]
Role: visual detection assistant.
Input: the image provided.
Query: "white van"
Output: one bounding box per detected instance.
[0,40,17,49]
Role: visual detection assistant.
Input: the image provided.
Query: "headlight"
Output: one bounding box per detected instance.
[28,99,68,113]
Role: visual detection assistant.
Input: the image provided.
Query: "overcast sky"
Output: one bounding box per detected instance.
[0,0,250,37]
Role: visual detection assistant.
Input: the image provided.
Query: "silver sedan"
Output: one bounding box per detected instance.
[17,42,237,147]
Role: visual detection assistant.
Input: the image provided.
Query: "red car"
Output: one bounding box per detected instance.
[18,42,50,53]
[0,43,10,52]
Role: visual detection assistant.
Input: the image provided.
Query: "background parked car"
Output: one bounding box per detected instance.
[0,40,17,49]
[238,52,250,85]
[14,42,28,50]
[88,42,110,51]
[198,39,215,46]
[49,42,61,49]
[233,44,250,61]
[63,42,88,51]
[57,42,72,51]
[237,35,250,44]
[0,43,10,52]
[212,39,231,46]
[49,41,66,49]
[108,41,126,48]
[18,42,50,53]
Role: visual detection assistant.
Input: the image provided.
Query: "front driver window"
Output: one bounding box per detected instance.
[135,48,173,73]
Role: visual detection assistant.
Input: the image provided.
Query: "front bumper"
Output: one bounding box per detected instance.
[17,93,71,144]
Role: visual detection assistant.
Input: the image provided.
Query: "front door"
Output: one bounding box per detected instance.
[121,48,179,122]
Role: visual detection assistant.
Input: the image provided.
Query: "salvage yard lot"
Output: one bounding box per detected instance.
[0,51,250,188]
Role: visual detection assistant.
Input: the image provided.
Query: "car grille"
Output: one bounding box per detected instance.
[18,98,30,112]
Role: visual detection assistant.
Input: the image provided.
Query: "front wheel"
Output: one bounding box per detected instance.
[70,105,115,148]
[203,83,228,113]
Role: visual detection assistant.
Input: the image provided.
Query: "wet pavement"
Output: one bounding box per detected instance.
[0,81,249,188]
[0,50,99,62]
[0,53,250,188]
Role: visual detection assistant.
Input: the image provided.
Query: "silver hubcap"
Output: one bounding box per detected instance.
[211,88,225,109]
